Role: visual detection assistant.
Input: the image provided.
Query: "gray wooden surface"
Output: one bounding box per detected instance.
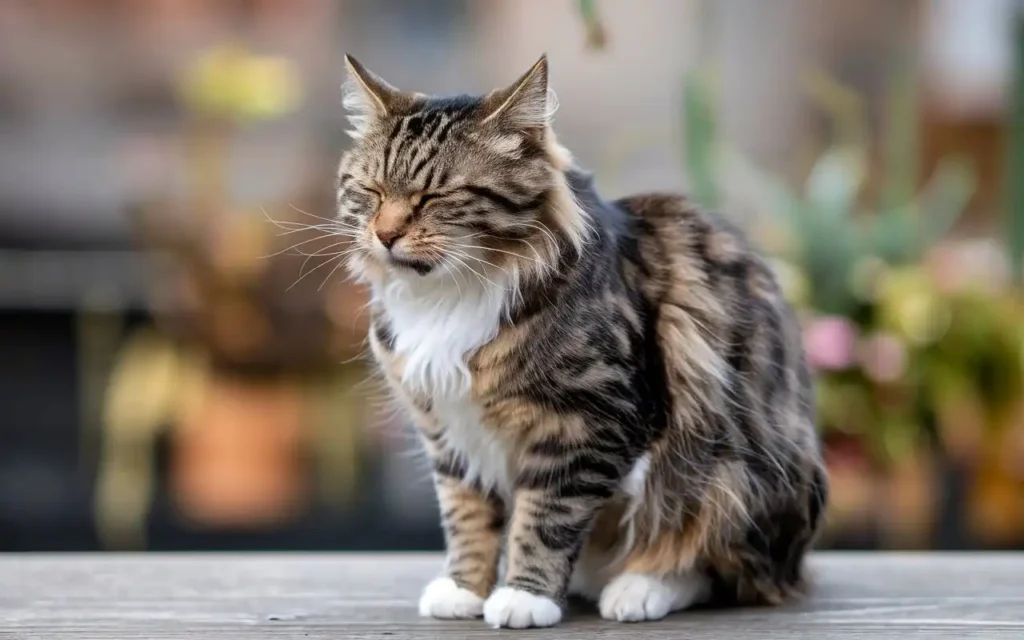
[0,553,1022,638]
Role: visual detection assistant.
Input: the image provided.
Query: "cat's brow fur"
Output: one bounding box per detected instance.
[337,54,828,625]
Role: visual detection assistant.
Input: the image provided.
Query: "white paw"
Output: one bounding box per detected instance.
[598,572,705,622]
[483,587,562,629]
[417,577,484,619]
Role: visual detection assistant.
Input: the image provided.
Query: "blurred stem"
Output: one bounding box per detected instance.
[801,69,867,148]
[76,291,124,479]
[1008,4,1024,287]
[683,73,720,209]
[882,63,919,213]
[578,0,598,22]
[184,116,232,219]
[577,0,607,49]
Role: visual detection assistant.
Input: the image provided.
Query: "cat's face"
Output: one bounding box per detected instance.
[337,55,562,283]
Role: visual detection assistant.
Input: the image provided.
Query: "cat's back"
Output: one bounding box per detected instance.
[611,188,815,444]
[609,190,786,317]
[612,191,759,278]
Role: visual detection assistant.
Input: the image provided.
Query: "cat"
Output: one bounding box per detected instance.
[336,54,828,629]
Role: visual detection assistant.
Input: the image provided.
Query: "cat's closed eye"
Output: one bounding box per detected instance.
[412,192,446,213]
[346,187,381,215]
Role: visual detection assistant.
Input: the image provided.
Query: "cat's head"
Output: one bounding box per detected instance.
[337,55,587,287]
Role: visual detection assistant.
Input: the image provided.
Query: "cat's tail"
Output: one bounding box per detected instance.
[701,464,829,607]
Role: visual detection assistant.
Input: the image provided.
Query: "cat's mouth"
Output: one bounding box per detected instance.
[388,254,434,276]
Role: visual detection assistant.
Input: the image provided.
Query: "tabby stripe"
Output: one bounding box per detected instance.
[420,111,443,137]
[410,153,433,183]
[507,575,548,593]
[405,114,425,137]
[433,454,467,479]
[392,122,421,175]
[762,303,787,406]
[433,115,459,145]
[441,507,460,522]
[382,119,405,177]
[535,519,590,551]
[452,551,487,564]
[520,564,550,580]
[532,502,572,517]
[465,185,522,212]
[553,480,615,500]
[422,164,438,190]
[372,321,396,351]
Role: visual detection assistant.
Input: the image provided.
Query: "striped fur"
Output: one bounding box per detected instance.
[337,55,828,628]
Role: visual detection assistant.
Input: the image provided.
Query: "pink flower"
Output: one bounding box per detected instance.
[804,316,857,371]
[859,332,908,383]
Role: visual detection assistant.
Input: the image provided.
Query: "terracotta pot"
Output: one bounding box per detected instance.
[171,372,307,528]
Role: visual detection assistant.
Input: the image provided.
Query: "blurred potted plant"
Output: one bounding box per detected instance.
[96,43,371,548]
[682,66,1024,548]
[576,0,1024,550]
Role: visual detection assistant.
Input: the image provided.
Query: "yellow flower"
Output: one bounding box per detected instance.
[878,268,950,345]
[179,44,302,121]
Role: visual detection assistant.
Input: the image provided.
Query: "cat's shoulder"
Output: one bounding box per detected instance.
[612,191,752,250]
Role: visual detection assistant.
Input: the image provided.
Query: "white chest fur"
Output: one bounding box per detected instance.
[374,270,514,495]
[432,394,512,496]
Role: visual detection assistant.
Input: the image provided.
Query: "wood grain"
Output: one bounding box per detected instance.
[0,553,1022,638]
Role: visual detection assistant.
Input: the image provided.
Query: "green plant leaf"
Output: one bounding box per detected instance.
[682,73,720,209]
[880,63,919,213]
[804,146,867,221]
[915,155,976,247]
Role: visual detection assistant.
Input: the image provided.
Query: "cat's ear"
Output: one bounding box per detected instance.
[342,54,402,138]
[481,54,558,132]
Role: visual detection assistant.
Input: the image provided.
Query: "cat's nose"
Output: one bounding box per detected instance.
[376,228,403,250]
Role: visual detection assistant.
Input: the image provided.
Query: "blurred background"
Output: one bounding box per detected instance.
[0,0,1022,553]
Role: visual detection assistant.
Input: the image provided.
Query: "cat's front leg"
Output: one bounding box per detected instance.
[419,450,505,620]
[484,454,618,629]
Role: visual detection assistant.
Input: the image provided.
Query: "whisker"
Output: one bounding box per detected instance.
[261,205,303,233]
[501,220,560,248]
[261,232,354,260]
[269,225,356,245]
[287,252,349,291]
[446,253,499,289]
[262,205,361,236]
[318,253,350,291]
[442,259,463,299]
[260,206,355,239]
[288,202,343,225]
[447,242,550,270]
[300,240,358,277]
[505,236,548,265]
[276,220,360,234]
[424,249,463,300]
[445,248,507,274]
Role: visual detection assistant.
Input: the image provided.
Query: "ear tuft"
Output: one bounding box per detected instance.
[482,55,557,131]
[341,54,400,139]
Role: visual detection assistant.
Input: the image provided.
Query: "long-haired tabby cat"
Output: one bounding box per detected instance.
[336,54,828,628]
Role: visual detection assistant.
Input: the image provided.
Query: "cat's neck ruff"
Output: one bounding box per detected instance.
[373,266,513,398]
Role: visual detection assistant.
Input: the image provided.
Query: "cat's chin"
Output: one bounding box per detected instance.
[387,255,435,276]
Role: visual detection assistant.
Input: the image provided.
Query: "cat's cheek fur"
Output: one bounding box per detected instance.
[483,587,562,629]
[418,577,485,619]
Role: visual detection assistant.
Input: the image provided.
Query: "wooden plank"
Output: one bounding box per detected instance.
[0,553,1022,638]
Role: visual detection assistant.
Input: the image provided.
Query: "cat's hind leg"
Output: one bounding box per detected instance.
[598,571,709,622]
